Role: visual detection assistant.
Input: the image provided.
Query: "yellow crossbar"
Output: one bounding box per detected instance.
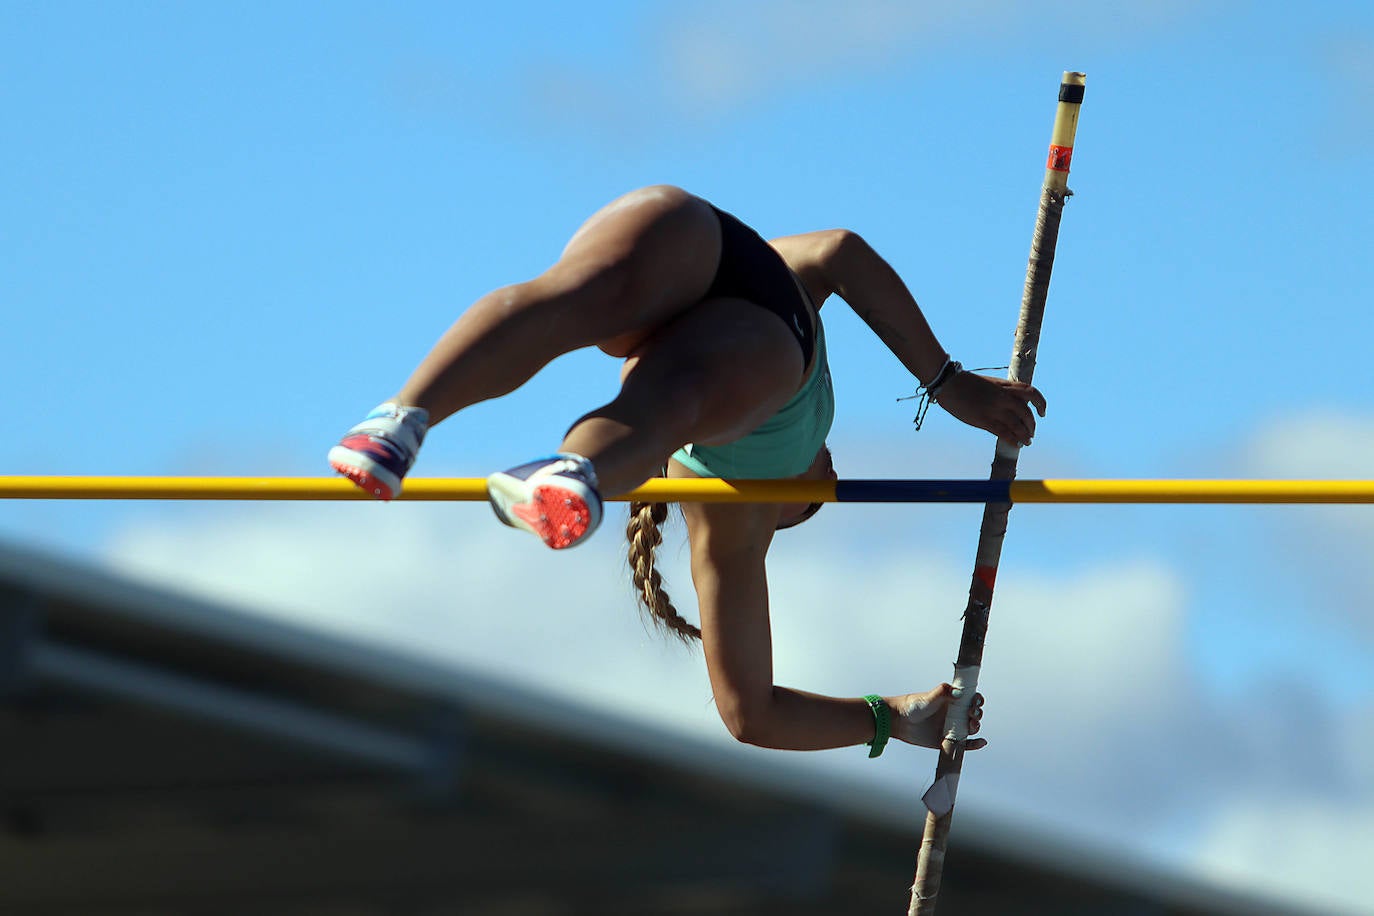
[1,476,1373,504]
[1010,479,1374,504]
[0,476,832,503]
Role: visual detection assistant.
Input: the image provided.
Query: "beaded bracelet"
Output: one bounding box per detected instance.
[902,357,964,431]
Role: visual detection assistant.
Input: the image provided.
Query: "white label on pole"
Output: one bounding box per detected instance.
[923,774,960,818]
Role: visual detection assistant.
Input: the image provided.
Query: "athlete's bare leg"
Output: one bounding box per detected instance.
[392,185,723,424]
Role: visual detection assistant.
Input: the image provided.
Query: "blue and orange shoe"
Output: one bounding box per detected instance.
[328,403,429,501]
[487,454,602,549]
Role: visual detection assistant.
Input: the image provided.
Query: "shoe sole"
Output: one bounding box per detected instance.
[488,477,598,549]
[329,446,399,501]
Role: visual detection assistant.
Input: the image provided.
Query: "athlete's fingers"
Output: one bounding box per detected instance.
[999,410,1033,445]
[1005,408,1032,442]
[1022,384,1048,416]
[1002,380,1047,415]
[994,416,1032,446]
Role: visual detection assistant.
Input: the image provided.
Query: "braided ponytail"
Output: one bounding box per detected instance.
[625,500,701,643]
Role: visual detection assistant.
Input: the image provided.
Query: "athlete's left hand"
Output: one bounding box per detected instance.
[936,372,1046,447]
[887,683,986,751]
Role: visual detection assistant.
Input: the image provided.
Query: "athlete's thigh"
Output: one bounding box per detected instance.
[546,186,723,354]
[621,296,805,445]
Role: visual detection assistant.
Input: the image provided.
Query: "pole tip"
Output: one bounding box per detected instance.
[1062,71,1086,86]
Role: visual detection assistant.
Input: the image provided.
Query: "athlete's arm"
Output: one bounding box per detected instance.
[681,501,984,752]
[681,502,871,750]
[774,229,1046,446]
[773,229,948,384]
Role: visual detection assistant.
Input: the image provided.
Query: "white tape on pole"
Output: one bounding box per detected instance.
[942,664,980,742]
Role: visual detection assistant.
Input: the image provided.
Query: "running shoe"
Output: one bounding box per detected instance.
[487,454,602,549]
[328,403,429,501]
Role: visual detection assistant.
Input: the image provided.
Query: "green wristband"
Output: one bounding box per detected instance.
[863,695,890,758]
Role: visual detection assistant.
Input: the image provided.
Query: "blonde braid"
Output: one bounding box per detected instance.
[626,501,701,643]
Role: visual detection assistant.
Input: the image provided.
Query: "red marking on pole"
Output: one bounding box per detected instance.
[1047,145,1074,171]
[974,565,998,592]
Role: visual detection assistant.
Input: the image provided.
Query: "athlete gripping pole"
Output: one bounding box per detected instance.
[909,71,1086,915]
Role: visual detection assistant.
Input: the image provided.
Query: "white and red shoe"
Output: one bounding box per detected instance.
[486,454,602,549]
[328,403,429,501]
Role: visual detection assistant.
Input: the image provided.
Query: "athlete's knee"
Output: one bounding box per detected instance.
[541,185,717,324]
[625,183,695,209]
[623,185,716,235]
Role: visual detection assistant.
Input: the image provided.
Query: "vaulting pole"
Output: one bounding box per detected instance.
[909,71,1086,915]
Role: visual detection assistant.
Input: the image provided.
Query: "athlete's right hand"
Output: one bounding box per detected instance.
[936,372,1046,447]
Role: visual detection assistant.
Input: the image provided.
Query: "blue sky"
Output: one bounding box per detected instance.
[5,2,1374,911]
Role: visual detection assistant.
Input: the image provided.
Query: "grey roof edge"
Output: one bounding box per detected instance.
[0,539,1332,916]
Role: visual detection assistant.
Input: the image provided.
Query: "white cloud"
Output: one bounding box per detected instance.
[102,501,1194,779]
[383,0,1234,137]
[1234,410,1374,643]
[1194,798,1374,915]
[101,502,723,721]
[1242,410,1374,479]
[1141,409,1374,913]
[1345,700,1374,781]
[656,0,1224,114]
[767,539,1211,824]
[1319,31,1374,150]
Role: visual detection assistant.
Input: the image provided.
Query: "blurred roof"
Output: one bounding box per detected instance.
[0,540,1316,915]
